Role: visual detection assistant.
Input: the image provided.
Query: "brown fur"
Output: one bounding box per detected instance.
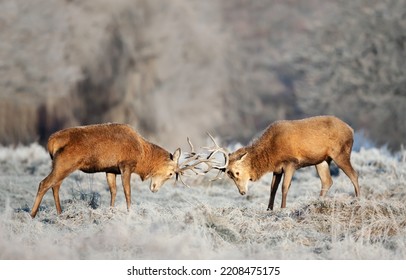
[226,116,360,210]
[31,123,180,218]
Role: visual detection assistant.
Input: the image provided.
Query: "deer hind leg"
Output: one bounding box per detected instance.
[31,174,54,218]
[31,157,78,218]
[315,161,333,197]
[52,182,63,215]
[31,169,72,218]
[106,173,117,207]
[281,164,296,208]
[333,153,360,197]
[267,173,282,211]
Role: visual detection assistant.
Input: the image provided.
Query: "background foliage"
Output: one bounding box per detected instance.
[1,0,405,150]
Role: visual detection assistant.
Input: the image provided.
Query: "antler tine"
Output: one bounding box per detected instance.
[177,171,192,188]
[178,137,199,168]
[185,137,196,158]
[176,137,214,187]
[180,160,214,175]
[175,134,230,187]
[210,169,224,181]
[204,132,229,170]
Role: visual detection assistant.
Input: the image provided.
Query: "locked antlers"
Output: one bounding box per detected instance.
[175,133,229,187]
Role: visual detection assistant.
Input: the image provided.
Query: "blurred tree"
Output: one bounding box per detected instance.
[1,0,405,150]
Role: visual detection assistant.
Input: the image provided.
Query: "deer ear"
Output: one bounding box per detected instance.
[171,148,181,162]
[237,152,248,161]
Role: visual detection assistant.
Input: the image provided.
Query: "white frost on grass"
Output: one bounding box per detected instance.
[0,143,406,259]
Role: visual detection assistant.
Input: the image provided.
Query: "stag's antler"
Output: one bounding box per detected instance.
[175,133,229,187]
[175,137,212,188]
[203,133,229,181]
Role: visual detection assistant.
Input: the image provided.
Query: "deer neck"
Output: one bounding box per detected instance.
[137,142,169,181]
[248,144,276,180]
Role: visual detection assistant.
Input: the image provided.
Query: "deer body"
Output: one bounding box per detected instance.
[226,116,360,210]
[31,123,180,218]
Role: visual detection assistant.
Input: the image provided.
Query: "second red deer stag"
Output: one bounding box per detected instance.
[223,116,360,210]
[30,123,185,218]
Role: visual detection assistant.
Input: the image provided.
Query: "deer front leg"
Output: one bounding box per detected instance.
[281,164,296,208]
[120,166,132,211]
[267,173,282,211]
[315,161,333,197]
[106,173,117,207]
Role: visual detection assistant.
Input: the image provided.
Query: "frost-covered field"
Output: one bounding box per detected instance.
[0,142,406,259]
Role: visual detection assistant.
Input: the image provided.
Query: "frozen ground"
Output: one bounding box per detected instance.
[0,142,406,259]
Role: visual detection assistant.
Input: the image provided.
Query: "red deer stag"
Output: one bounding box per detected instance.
[219,116,360,210]
[30,123,203,218]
